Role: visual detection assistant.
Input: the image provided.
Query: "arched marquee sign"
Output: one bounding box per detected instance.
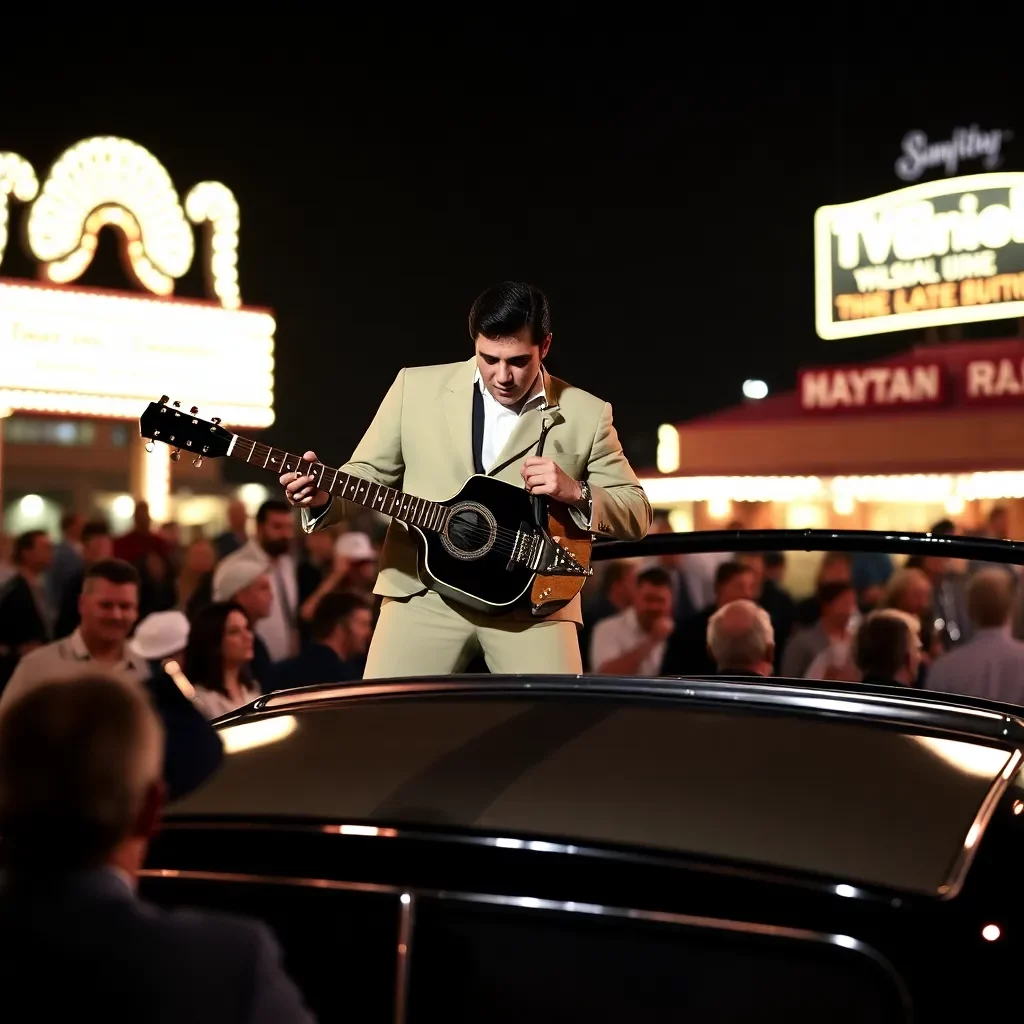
[0,136,274,428]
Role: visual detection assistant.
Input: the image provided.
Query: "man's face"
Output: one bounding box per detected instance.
[475,327,550,408]
[23,534,53,573]
[83,534,113,563]
[344,608,374,656]
[717,569,756,607]
[79,579,138,645]
[258,511,294,558]
[635,581,673,631]
[235,573,273,622]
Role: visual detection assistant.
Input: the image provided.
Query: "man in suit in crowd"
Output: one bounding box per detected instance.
[0,673,315,1022]
[281,281,651,676]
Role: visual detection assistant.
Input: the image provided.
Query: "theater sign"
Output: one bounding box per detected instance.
[814,172,1024,340]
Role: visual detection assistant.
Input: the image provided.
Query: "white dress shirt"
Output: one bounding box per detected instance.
[238,539,298,663]
[590,607,666,676]
[474,368,547,472]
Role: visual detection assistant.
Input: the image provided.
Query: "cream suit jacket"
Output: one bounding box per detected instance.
[303,356,652,625]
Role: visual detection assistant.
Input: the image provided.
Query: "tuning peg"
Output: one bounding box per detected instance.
[145,442,154,453]
[172,400,181,408]
[190,406,198,415]
[170,449,181,462]
[192,455,204,468]
[159,394,169,404]
[211,416,221,425]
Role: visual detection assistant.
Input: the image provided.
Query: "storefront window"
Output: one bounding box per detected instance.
[4,417,96,446]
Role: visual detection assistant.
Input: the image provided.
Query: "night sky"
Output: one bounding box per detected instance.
[4,43,1022,481]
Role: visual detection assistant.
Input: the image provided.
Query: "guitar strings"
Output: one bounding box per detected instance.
[238,439,534,555]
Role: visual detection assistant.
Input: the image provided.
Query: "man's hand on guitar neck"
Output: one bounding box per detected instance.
[280,450,331,509]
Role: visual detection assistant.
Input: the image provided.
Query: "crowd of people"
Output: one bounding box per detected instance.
[0,497,378,717]
[583,507,1024,705]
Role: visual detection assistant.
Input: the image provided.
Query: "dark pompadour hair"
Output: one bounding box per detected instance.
[468,281,551,345]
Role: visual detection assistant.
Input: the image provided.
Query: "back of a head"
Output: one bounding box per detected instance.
[854,610,916,681]
[707,599,774,670]
[0,675,164,872]
[967,569,1014,629]
[311,591,369,642]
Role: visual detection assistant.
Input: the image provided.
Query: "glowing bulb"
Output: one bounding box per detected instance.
[945,494,966,515]
[833,494,855,516]
[656,424,680,474]
[112,494,135,518]
[708,497,731,520]
[981,923,1001,942]
[742,379,768,400]
[19,493,43,518]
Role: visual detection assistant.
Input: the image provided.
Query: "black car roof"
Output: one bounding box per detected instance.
[170,677,1024,897]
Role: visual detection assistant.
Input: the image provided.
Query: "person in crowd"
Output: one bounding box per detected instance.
[113,499,169,566]
[1,559,144,710]
[55,520,114,639]
[231,501,300,663]
[850,549,894,613]
[157,521,184,575]
[905,545,971,652]
[852,609,922,687]
[46,511,84,613]
[0,530,55,687]
[660,561,758,676]
[298,531,379,626]
[794,552,852,628]
[175,538,216,614]
[706,599,775,677]
[968,506,1018,579]
[579,561,637,671]
[927,569,1024,706]
[271,592,373,690]
[126,609,224,801]
[184,602,261,719]
[211,553,274,687]
[881,567,938,675]
[591,567,675,676]
[644,512,698,622]
[780,581,857,680]
[0,673,315,1021]
[213,498,250,560]
[757,552,796,670]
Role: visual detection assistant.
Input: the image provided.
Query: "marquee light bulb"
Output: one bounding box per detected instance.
[0,152,40,267]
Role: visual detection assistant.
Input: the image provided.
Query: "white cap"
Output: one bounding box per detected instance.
[335,531,375,562]
[131,610,190,661]
[213,548,270,603]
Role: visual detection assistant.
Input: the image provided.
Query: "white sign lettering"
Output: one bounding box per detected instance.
[801,364,942,411]
[966,358,1024,399]
[0,280,275,426]
[896,126,1010,182]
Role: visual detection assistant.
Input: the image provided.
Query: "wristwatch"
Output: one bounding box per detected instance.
[577,478,593,526]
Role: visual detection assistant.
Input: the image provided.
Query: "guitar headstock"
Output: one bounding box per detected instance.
[139,396,234,466]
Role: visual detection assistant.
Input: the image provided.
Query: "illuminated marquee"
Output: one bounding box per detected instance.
[814,172,1024,340]
[0,136,243,310]
[0,137,273,427]
[0,279,274,427]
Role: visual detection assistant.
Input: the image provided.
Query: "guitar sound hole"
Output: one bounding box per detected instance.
[440,501,498,561]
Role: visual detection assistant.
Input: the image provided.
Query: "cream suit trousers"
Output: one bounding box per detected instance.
[364,590,583,678]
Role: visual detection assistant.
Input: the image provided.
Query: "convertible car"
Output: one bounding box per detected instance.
[141,529,1024,1022]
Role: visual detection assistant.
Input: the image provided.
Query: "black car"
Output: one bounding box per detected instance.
[142,530,1024,1022]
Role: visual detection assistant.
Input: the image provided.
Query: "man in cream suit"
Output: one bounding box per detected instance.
[281,281,651,677]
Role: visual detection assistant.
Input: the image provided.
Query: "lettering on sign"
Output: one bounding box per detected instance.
[895,126,1009,182]
[965,358,1024,402]
[814,173,1024,339]
[800,363,943,413]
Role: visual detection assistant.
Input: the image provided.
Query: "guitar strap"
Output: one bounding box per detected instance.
[471,383,486,475]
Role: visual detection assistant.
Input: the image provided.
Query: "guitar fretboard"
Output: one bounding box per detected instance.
[229,436,452,532]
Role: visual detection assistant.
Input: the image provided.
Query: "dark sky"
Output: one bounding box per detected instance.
[4,42,1022,480]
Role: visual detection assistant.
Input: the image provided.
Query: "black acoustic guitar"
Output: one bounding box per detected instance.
[139,398,593,617]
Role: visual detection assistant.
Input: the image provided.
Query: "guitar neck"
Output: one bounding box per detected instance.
[227,435,450,532]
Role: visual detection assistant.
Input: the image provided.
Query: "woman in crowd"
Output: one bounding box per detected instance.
[183,601,260,719]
